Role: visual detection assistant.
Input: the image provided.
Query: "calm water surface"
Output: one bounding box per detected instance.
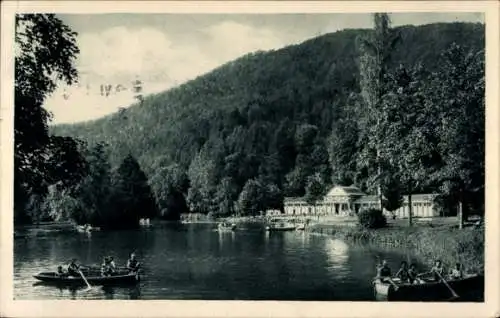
[15,223,423,300]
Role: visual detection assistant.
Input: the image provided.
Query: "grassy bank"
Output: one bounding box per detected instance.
[307,224,484,273]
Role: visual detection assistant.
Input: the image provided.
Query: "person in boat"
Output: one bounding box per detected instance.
[376,260,392,282]
[407,263,425,284]
[57,265,68,277]
[421,259,445,281]
[395,261,410,283]
[126,252,141,273]
[448,262,464,280]
[109,256,116,270]
[67,259,81,277]
[101,256,117,276]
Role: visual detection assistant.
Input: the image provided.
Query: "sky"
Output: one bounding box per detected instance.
[41,13,484,124]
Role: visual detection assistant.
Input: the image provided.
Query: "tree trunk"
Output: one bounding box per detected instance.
[458,200,463,229]
[408,189,413,227]
[377,160,383,211]
[457,184,466,229]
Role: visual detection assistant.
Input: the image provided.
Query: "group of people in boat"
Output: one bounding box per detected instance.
[376,259,465,284]
[56,252,141,277]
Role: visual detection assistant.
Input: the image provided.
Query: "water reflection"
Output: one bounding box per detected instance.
[324,238,349,270]
[217,230,235,251]
[299,231,309,248]
[15,223,430,301]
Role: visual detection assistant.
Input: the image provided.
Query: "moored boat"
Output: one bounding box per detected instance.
[295,223,306,231]
[373,274,484,301]
[218,222,236,231]
[265,222,296,231]
[75,224,100,233]
[33,269,140,286]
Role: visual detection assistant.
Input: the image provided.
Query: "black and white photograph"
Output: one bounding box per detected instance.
[1,1,499,317]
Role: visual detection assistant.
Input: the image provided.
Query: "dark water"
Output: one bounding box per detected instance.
[14,223,429,300]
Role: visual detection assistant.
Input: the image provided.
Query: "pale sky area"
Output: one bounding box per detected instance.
[42,13,484,124]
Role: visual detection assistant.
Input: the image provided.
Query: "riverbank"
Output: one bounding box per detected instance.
[306,223,484,273]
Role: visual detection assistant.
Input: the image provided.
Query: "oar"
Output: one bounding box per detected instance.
[387,277,399,291]
[373,276,399,291]
[436,271,459,299]
[78,269,92,291]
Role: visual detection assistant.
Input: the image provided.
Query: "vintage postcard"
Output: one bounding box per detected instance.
[1,1,498,317]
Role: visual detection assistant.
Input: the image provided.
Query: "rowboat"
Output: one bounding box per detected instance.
[75,224,100,233]
[218,223,236,232]
[265,223,296,231]
[295,223,306,231]
[373,274,484,301]
[33,269,140,286]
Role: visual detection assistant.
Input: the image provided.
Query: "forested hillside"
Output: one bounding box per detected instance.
[51,22,485,220]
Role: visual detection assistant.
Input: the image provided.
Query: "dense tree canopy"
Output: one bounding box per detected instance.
[14,14,86,223]
[48,21,484,222]
[106,154,159,228]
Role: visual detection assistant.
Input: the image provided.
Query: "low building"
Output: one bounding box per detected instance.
[282,185,439,219]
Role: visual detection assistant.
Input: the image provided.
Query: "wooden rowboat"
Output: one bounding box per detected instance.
[373,274,484,301]
[265,223,296,231]
[295,223,306,231]
[75,224,100,233]
[218,223,236,232]
[33,270,140,286]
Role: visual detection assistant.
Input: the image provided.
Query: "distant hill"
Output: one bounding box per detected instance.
[52,22,484,216]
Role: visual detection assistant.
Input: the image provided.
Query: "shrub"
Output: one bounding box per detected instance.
[357,208,387,229]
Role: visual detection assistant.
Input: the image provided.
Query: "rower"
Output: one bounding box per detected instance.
[127,252,141,273]
[421,259,445,282]
[431,259,445,281]
[376,260,392,282]
[57,265,67,277]
[67,259,80,277]
[449,263,464,280]
[109,256,116,271]
[101,256,116,276]
[395,261,410,283]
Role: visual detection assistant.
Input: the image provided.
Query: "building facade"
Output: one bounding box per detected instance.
[283,185,439,219]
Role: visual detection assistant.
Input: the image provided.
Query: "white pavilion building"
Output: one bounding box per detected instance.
[283,185,439,219]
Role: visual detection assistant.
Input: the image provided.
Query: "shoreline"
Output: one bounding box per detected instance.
[221,215,484,274]
[305,223,484,274]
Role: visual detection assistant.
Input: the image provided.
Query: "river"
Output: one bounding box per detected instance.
[14,222,432,300]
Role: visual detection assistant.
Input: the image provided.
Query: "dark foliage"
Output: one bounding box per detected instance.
[105,154,159,229]
[14,14,84,224]
[357,208,387,229]
[49,22,484,219]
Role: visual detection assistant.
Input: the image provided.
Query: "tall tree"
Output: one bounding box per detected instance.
[150,164,189,220]
[108,154,159,229]
[356,13,400,208]
[304,172,326,205]
[186,150,218,214]
[379,64,432,226]
[427,44,485,228]
[328,93,361,186]
[14,14,81,223]
[214,177,239,217]
[77,143,113,225]
[237,179,266,216]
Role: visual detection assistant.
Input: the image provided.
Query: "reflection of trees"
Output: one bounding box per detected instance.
[217,230,235,253]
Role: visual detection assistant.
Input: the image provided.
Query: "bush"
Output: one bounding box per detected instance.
[357,208,387,229]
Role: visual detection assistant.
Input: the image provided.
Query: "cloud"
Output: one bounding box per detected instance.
[203,21,285,61]
[76,26,175,82]
[45,21,286,124]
